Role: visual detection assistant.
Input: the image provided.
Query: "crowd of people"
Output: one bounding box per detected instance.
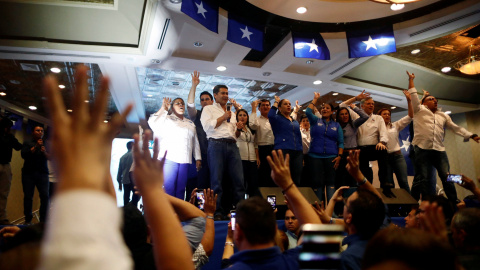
[0,66,479,270]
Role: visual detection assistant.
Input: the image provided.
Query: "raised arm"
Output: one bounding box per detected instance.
[406,71,422,114]
[249,100,260,130]
[291,100,301,120]
[200,188,218,256]
[351,105,369,128]
[267,150,321,224]
[407,71,415,89]
[403,90,414,119]
[133,132,195,270]
[346,150,383,200]
[187,71,200,120]
[148,97,171,126]
[341,90,371,106]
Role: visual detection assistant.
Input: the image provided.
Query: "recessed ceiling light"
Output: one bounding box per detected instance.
[29,106,37,110]
[313,80,322,85]
[441,67,451,73]
[217,66,227,71]
[58,85,65,89]
[104,120,109,123]
[296,7,307,14]
[50,67,61,73]
[411,49,421,54]
[445,111,451,114]
[391,106,397,109]
[0,92,6,96]
[84,100,89,103]
[193,41,203,47]
[9,80,20,85]
[306,60,314,64]
[390,4,404,11]
[263,72,272,76]
[67,109,72,112]
[332,93,338,96]
[147,94,153,97]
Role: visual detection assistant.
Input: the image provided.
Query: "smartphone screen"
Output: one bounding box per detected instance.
[298,224,344,269]
[447,174,463,185]
[230,211,236,230]
[196,191,205,210]
[267,195,276,209]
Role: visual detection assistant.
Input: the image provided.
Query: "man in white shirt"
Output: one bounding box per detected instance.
[249,99,275,187]
[341,93,390,189]
[187,71,214,193]
[406,71,479,202]
[200,85,245,220]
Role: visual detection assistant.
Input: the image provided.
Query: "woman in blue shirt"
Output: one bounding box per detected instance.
[268,96,303,185]
[306,92,344,204]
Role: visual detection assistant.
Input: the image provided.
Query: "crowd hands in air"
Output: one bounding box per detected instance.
[1,66,479,270]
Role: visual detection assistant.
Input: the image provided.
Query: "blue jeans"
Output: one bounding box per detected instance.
[310,157,336,204]
[207,139,245,215]
[387,152,411,193]
[163,159,190,200]
[22,171,49,223]
[412,146,457,202]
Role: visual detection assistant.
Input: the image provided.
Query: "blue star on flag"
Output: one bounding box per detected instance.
[346,25,396,58]
[227,13,264,51]
[181,0,218,33]
[292,32,330,60]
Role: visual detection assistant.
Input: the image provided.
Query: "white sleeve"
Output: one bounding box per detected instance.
[393,115,412,132]
[200,106,217,134]
[187,103,197,121]
[445,114,473,141]
[249,112,259,130]
[38,191,132,270]
[193,128,201,161]
[408,87,422,114]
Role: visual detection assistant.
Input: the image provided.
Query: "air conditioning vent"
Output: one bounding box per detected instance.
[20,63,41,72]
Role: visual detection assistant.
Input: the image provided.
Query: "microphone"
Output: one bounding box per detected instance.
[226,103,232,123]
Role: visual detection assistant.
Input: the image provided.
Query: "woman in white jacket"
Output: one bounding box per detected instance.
[148,97,201,199]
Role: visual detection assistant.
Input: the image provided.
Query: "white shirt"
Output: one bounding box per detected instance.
[236,128,258,161]
[408,87,472,151]
[386,116,412,153]
[39,191,132,270]
[148,111,201,164]
[200,103,237,140]
[249,113,274,146]
[301,128,311,155]
[341,103,388,146]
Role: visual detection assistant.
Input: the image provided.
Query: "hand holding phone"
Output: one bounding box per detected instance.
[267,195,276,209]
[447,174,464,185]
[230,210,236,230]
[196,191,205,210]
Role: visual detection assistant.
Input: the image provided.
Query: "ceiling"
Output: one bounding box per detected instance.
[0,0,478,136]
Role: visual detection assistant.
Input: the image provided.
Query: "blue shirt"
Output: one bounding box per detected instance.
[268,107,302,152]
[340,234,369,270]
[306,108,344,158]
[228,246,299,270]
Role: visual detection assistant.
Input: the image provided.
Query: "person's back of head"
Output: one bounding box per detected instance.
[363,227,458,270]
[122,203,148,248]
[421,195,455,227]
[451,207,480,250]
[348,189,385,238]
[126,141,133,151]
[236,197,276,246]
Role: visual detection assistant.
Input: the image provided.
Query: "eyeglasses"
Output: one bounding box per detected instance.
[200,98,211,102]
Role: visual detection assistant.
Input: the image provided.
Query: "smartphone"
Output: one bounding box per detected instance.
[230,210,236,230]
[342,187,357,199]
[267,195,276,209]
[298,224,344,269]
[196,191,205,210]
[447,174,463,185]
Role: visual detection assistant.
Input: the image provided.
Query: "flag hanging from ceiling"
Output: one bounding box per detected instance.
[181,0,218,33]
[346,25,396,58]
[227,13,264,51]
[4,110,23,131]
[292,32,330,60]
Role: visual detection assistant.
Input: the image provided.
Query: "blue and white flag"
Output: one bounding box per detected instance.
[399,124,414,176]
[181,0,218,33]
[4,110,23,131]
[292,32,330,60]
[346,25,396,58]
[227,13,264,51]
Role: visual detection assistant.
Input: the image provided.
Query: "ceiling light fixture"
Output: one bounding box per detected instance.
[67,109,72,112]
[0,92,6,96]
[193,41,203,47]
[217,66,227,71]
[391,106,397,109]
[390,4,404,11]
[445,111,451,114]
[441,67,451,73]
[454,45,480,75]
[29,106,37,110]
[84,100,89,103]
[262,72,272,76]
[104,120,109,123]
[296,7,307,14]
[332,93,339,96]
[411,49,421,54]
[313,80,322,85]
[59,85,65,89]
[306,60,314,64]
[50,67,61,73]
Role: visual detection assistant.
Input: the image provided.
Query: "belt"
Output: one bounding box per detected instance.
[389,150,402,155]
[209,138,236,144]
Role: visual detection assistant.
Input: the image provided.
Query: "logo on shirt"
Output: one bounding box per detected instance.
[331,127,337,131]
[318,123,323,126]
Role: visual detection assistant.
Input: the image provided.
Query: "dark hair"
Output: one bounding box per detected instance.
[259,99,271,109]
[126,141,133,151]
[336,107,352,127]
[236,109,255,135]
[278,99,287,108]
[236,197,276,245]
[451,208,480,248]
[122,203,148,248]
[377,108,391,116]
[363,227,457,270]
[199,91,213,101]
[347,189,385,238]
[168,97,184,115]
[320,103,336,121]
[421,94,432,104]
[299,114,308,123]
[213,85,228,95]
[0,117,13,129]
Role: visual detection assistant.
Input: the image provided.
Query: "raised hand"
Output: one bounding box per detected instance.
[346,150,364,182]
[356,90,370,101]
[188,188,197,205]
[406,70,415,80]
[251,99,259,109]
[274,96,280,103]
[312,201,331,224]
[203,188,217,217]
[191,71,200,87]
[43,64,132,193]
[162,97,172,110]
[313,92,321,100]
[349,103,356,109]
[294,100,300,112]
[422,90,430,97]
[266,150,292,190]
[403,90,411,102]
[132,130,165,193]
